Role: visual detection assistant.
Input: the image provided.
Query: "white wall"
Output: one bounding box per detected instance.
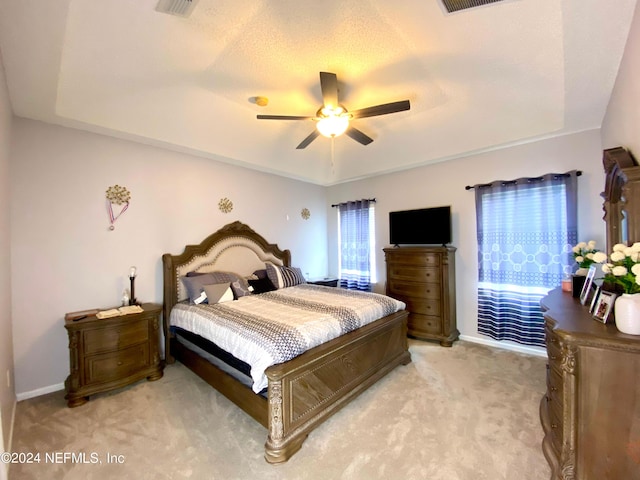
[10,119,328,397]
[602,0,640,158]
[0,46,15,459]
[327,130,605,351]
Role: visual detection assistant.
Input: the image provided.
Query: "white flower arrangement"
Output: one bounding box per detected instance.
[600,242,640,294]
[572,240,602,276]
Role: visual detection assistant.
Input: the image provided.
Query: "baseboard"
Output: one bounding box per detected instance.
[459,334,547,358]
[16,382,64,402]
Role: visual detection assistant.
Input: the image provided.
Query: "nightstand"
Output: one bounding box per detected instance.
[64,303,164,408]
[308,277,339,287]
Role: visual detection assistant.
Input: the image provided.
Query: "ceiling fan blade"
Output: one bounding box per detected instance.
[350,100,410,119]
[345,126,373,146]
[296,130,320,149]
[319,72,339,108]
[257,114,314,120]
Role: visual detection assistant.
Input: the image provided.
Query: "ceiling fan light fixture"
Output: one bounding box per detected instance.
[256,71,410,148]
[316,115,350,138]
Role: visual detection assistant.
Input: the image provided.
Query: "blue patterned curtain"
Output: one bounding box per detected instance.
[338,199,374,291]
[474,172,579,346]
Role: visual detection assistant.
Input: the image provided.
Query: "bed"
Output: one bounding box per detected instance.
[162,221,411,463]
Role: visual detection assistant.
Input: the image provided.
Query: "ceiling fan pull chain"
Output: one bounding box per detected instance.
[331,137,335,176]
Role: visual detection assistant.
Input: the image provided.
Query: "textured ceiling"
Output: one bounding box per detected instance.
[0,0,637,185]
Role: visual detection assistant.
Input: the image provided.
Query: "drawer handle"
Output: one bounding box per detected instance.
[549,354,557,360]
[117,361,123,366]
[550,386,558,392]
[551,423,558,429]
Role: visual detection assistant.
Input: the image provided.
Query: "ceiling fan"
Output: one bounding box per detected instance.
[257,72,410,149]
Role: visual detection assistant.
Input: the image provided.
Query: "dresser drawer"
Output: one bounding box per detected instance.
[83,319,149,355]
[408,313,442,335]
[388,265,440,283]
[388,280,441,299]
[546,344,563,377]
[400,296,442,316]
[387,252,440,267]
[546,363,563,405]
[547,396,564,452]
[85,343,150,384]
[546,328,562,363]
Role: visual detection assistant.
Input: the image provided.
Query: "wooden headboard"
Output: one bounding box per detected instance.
[161,221,291,360]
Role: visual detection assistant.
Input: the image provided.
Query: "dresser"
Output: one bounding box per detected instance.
[383,246,458,346]
[64,303,164,407]
[540,287,640,479]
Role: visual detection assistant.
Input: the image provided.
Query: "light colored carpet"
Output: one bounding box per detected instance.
[9,340,550,480]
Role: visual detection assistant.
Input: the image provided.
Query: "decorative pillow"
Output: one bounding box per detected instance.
[281,266,306,287]
[185,270,252,298]
[203,283,234,304]
[265,263,284,289]
[253,269,268,280]
[265,264,306,289]
[181,273,218,303]
[248,277,277,294]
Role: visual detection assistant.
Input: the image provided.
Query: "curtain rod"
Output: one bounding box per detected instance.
[464,170,582,190]
[331,198,376,208]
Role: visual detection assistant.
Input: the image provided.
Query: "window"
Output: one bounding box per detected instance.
[474,172,579,346]
[337,199,376,291]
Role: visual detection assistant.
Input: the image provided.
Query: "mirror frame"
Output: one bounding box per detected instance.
[602,147,640,251]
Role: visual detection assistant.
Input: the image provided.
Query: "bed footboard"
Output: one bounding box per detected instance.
[264,310,410,463]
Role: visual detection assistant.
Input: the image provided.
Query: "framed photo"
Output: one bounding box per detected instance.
[580,265,600,305]
[593,291,618,323]
[589,285,601,313]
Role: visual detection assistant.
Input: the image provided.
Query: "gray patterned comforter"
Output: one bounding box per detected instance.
[170,284,406,392]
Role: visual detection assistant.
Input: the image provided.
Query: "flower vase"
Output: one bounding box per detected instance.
[614,294,640,335]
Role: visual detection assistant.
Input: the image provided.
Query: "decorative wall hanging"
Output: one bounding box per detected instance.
[105,185,131,231]
[301,208,311,220]
[218,197,233,213]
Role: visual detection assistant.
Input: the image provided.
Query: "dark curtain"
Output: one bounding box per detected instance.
[338,199,373,291]
[474,171,579,346]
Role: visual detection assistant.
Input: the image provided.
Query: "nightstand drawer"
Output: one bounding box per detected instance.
[85,343,150,384]
[83,319,149,355]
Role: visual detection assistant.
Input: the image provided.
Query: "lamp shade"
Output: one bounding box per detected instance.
[316,115,349,138]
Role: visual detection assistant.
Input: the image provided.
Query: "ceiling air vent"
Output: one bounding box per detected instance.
[441,0,504,13]
[156,0,199,18]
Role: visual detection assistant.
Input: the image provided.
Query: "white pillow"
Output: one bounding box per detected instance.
[202,283,234,304]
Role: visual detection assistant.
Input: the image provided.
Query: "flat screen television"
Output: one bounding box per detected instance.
[389,206,452,245]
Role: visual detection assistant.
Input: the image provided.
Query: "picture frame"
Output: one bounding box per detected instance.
[593,290,618,323]
[589,284,601,314]
[580,265,600,305]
